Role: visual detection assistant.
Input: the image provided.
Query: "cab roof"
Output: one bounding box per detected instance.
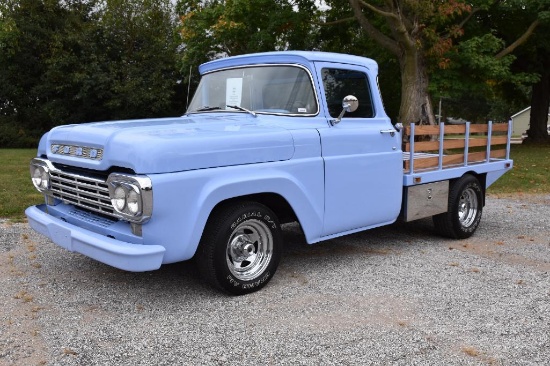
[198,51,378,75]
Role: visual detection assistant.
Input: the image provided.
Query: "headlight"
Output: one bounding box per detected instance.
[107,174,153,223]
[30,160,51,192]
[113,185,127,211]
[126,189,140,215]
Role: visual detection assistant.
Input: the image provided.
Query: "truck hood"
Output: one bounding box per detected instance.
[43,115,295,173]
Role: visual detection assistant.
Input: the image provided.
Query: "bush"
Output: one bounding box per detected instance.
[0,120,41,148]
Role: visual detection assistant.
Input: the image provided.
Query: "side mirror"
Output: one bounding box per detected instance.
[330,95,359,126]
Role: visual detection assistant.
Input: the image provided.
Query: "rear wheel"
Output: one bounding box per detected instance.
[196,201,282,295]
[433,174,484,239]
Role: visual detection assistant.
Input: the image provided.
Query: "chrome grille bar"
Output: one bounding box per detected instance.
[50,170,115,217]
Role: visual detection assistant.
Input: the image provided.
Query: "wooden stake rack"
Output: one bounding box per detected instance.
[402,121,512,174]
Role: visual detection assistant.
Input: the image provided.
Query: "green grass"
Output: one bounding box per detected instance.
[0,144,548,220]
[488,144,550,195]
[0,149,43,221]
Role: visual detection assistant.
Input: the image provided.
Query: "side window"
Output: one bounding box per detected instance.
[322,68,374,118]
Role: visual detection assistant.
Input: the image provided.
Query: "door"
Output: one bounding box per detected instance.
[315,62,403,237]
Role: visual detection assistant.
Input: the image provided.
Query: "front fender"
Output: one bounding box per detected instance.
[145,158,324,263]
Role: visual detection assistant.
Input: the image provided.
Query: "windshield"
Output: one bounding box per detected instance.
[187,65,318,116]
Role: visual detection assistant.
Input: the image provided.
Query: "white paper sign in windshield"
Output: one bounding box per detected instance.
[226,78,243,107]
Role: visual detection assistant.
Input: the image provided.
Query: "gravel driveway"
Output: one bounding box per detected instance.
[1,194,549,365]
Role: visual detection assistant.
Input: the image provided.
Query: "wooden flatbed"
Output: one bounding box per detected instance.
[400,121,513,187]
[402,121,512,173]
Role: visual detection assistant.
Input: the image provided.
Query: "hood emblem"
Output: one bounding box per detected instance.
[51,144,103,161]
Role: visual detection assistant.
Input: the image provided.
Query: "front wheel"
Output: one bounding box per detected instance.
[433,174,484,239]
[196,202,282,295]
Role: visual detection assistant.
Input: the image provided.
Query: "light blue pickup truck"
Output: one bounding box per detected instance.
[26,51,513,294]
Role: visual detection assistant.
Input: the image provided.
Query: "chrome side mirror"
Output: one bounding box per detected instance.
[330,95,359,126]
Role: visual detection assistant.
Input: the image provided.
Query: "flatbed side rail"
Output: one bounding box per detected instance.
[402,121,512,174]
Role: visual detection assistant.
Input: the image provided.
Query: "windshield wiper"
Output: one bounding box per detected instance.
[188,105,257,117]
[227,105,256,117]
[194,106,223,112]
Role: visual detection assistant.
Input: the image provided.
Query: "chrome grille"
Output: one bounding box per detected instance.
[50,170,115,217]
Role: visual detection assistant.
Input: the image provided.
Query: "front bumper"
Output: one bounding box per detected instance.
[25,205,165,271]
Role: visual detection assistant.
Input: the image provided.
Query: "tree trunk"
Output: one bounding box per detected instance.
[398,49,436,126]
[524,66,550,144]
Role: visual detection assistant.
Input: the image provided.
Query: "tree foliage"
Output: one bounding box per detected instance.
[488,0,550,143]
[319,0,480,125]
[427,0,549,127]
[0,0,183,147]
[1,0,548,148]
[319,0,546,128]
[177,0,318,80]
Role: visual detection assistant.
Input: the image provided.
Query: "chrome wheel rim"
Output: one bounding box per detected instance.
[458,187,479,228]
[226,219,273,281]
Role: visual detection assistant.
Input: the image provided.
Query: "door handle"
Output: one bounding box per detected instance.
[380,129,396,137]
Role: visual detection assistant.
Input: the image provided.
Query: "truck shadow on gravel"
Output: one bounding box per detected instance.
[111,219,445,296]
[281,218,444,257]
[32,219,449,299]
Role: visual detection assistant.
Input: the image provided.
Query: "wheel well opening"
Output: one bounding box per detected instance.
[213,193,298,225]
[461,172,487,206]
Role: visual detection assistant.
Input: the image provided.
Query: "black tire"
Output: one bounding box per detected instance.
[433,174,484,239]
[196,201,282,295]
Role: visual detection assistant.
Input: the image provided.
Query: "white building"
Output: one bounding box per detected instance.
[511,107,550,137]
